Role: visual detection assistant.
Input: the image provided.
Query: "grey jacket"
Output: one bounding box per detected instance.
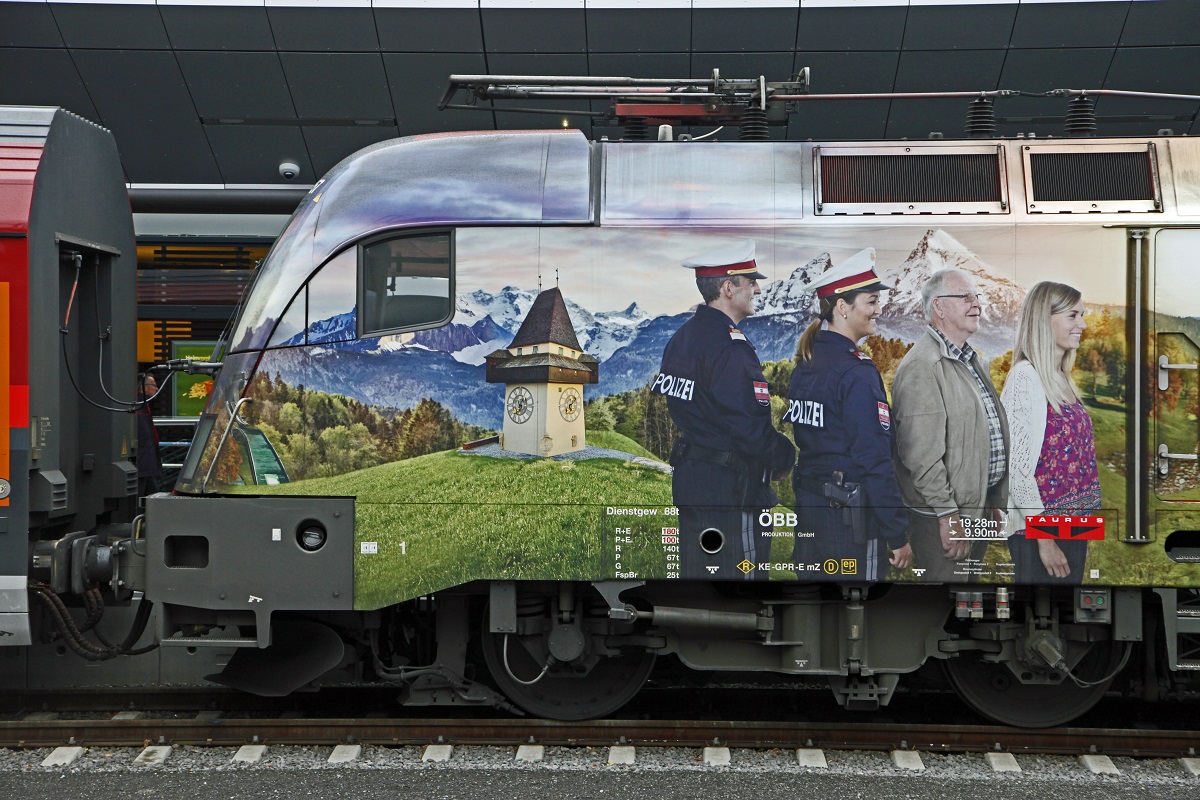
[892,328,1009,520]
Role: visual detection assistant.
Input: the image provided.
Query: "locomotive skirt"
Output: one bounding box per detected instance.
[792,488,891,582]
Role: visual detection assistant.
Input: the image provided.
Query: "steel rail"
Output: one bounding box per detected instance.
[4,717,1199,758]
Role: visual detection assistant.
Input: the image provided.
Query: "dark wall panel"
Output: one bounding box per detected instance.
[376,7,485,52]
[0,48,98,120]
[1121,0,1200,47]
[690,51,797,88]
[480,7,586,53]
[1010,1,1129,49]
[791,50,900,141]
[267,6,380,52]
[0,2,63,48]
[796,6,907,52]
[888,49,1007,139]
[997,47,1115,129]
[160,5,275,51]
[383,52,492,135]
[49,2,172,50]
[586,7,691,53]
[902,3,1018,51]
[694,7,799,53]
[205,125,312,185]
[280,53,395,120]
[1093,46,1200,137]
[71,50,220,184]
[177,52,297,121]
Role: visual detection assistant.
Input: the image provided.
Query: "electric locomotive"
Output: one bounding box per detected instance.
[6,79,1200,728]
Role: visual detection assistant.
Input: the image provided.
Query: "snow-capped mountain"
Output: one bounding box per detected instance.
[755,252,829,319]
[454,286,651,362]
[267,229,1024,427]
[880,229,1023,356]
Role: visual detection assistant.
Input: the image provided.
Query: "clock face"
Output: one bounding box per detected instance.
[559,387,581,421]
[507,386,533,424]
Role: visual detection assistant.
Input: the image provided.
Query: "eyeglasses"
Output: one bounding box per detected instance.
[936,293,984,304]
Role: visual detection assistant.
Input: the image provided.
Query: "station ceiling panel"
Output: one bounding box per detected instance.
[0,0,1196,207]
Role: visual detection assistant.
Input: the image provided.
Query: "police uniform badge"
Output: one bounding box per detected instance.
[728,326,747,342]
[878,402,891,430]
[753,381,770,406]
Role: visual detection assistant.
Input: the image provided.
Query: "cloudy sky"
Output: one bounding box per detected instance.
[456,222,1130,318]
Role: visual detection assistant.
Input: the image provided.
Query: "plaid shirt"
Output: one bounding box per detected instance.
[931,326,1007,487]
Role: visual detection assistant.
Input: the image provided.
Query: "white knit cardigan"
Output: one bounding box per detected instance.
[998,360,1048,535]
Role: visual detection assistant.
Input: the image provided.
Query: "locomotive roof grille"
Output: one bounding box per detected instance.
[819,153,1003,205]
[1027,150,1157,203]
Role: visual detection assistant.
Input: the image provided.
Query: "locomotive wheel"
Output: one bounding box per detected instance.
[480,628,656,721]
[943,641,1123,728]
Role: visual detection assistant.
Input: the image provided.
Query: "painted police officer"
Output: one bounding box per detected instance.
[789,248,912,580]
[655,241,796,580]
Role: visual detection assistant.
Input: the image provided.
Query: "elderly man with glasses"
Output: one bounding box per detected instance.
[891,269,1010,582]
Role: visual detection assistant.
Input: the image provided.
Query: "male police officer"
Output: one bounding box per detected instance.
[654,241,795,580]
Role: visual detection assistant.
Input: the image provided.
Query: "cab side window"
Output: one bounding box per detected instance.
[265,248,357,348]
[361,232,452,336]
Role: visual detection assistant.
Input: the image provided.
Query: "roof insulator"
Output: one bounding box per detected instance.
[738,107,769,141]
[1065,95,1097,138]
[623,117,648,141]
[964,97,997,139]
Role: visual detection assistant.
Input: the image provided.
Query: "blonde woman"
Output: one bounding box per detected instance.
[1001,281,1100,584]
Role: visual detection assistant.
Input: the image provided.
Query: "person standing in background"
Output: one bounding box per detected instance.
[136,373,163,499]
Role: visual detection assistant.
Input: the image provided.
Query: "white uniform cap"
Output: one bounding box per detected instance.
[805,247,892,299]
[681,240,767,280]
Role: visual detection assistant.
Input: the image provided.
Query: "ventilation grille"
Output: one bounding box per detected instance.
[1022,144,1161,213]
[814,146,1007,215]
[1028,151,1155,202]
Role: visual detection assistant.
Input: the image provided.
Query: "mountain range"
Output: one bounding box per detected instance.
[269,229,1026,429]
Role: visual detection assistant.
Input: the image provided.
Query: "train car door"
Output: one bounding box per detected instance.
[1151,228,1200,510]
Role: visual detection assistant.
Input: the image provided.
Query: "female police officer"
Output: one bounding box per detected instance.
[787,248,911,580]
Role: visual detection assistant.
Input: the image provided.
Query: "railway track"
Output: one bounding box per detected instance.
[3,712,1198,759]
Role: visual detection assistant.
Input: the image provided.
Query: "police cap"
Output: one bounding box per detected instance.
[681,240,768,280]
[806,247,892,299]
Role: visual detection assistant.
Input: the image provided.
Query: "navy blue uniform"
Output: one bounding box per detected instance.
[787,330,908,581]
[655,304,795,579]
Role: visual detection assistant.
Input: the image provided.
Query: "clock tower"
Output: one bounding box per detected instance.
[485,287,598,456]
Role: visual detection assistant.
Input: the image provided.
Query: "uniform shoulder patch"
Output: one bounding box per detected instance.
[753,381,770,406]
[728,326,747,342]
[878,401,891,430]
[854,349,873,361]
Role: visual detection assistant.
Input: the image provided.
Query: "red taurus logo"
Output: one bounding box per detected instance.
[1025,515,1105,541]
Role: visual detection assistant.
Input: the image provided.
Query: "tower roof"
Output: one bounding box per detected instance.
[509,287,583,352]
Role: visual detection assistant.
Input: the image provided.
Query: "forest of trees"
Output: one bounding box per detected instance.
[244,373,489,480]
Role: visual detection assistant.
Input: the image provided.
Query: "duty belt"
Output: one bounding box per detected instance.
[672,440,756,473]
[795,475,835,497]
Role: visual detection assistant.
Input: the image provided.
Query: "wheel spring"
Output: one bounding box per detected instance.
[516,596,549,620]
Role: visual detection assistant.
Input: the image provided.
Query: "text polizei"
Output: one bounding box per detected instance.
[652,372,695,402]
[783,398,825,428]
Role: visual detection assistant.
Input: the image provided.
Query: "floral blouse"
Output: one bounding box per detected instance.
[1035,400,1101,515]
